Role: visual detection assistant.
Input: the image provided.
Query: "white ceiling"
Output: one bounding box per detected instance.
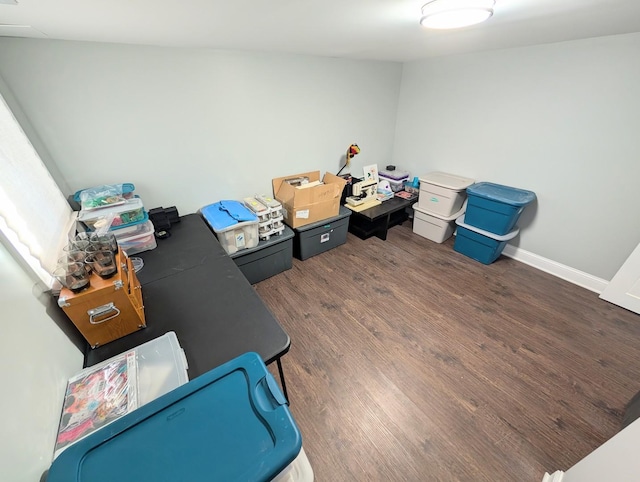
[1,0,640,62]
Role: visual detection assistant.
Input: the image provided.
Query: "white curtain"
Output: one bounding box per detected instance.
[0,93,76,286]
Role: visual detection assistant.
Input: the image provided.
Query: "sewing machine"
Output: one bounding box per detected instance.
[346,179,378,207]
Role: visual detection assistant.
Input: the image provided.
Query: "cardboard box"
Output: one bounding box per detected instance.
[272,171,346,229]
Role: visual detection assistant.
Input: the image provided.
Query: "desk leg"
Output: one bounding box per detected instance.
[276,358,289,404]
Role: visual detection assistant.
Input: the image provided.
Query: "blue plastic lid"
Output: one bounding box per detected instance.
[466,182,536,206]
[73,183,136,202]
[201,201,259,231]
[47,352,301,482]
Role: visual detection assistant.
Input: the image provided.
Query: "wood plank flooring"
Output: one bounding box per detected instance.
[255,221,640,481]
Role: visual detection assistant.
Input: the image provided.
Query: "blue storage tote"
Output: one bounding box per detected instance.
[454,215,519,264]
[47,352,302,482]
[464,182,535,235]
[201,200,260,254]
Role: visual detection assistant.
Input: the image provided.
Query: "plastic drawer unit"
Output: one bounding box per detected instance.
[47,352,302,482]
[200,200,259,255]
[229,225,295,284]
[293,205,351,260]
[464,182,536,235]
[453,214,519,264]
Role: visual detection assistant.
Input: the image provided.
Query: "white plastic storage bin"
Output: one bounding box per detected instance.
[272,447,314,482]
[200,201,259,255]
[115,220,157,255]
[412,203,465,243]
[418,172,474,217]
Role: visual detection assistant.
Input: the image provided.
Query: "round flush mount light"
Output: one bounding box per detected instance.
[420,0,495,29]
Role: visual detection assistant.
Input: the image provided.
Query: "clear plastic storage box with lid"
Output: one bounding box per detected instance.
[379,168,410,192]
[418,172,475,217]
[114,219,157,255]
[78,197,146,231]
[200,200,259,254]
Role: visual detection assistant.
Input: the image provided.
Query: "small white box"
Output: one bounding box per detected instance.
[418,172,474,217]
[413,203,465,243]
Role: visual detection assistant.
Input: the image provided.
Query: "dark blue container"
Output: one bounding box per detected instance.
[464,182,536,235]
[47,352,301,482]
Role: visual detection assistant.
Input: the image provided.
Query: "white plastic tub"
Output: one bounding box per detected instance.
[413,203,465,243]
[272,447,314,482]
[418,172,474,217]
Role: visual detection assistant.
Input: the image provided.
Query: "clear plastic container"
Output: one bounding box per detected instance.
[115,220,157,255]
[200,201,259,255]
[78,197,145,231]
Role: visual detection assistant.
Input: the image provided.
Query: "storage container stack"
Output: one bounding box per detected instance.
[453,182,536,264]
[412,172,475,243]
[379,167,411,192]
[244,195,285,241]
[75,183,157,255]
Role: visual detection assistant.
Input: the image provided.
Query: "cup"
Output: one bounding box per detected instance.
[89,232,118,254]
[85,249,117,279]
[64,232,92,252]
[58,250,87,264]
[53,262,91,293]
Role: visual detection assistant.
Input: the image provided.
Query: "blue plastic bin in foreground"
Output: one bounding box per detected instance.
[47,352,301,482]
[464,182,536,235]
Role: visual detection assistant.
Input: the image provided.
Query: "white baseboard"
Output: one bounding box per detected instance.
[502,244,608,294]
[542,470,564,482]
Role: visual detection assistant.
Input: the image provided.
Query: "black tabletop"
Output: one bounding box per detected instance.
[84,214,290,378]
[351,196,413,221]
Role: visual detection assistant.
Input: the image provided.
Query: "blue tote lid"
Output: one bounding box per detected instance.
[466,182,536,206]
[201,200,258,231]
[47,352,301,482]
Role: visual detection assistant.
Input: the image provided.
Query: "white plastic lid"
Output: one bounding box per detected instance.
[412,201,466,221]
[419,172,475,191]
[455,214,519,240]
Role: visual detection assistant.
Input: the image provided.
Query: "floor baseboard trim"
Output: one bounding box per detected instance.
[502,245,608,294]
[542,470,564,482]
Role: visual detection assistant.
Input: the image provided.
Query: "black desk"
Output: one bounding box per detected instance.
[348,197,414,240]
[84,214,291,397]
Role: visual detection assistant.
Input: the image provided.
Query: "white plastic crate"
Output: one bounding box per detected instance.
[418,172,474,217]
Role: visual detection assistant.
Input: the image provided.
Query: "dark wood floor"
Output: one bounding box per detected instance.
[256,221,640,482]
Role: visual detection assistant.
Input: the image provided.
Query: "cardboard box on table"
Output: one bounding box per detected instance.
[272,171,346,229]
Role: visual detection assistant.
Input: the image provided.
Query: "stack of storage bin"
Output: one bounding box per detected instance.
[412,172,475,243]
[244,195,285,241]
[75,183,157,255]
[453,182,536,264]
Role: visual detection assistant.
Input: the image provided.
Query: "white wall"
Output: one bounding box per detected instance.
[0,242,83,482]
[0,38,402,215]
[393,33,640,280]
[559,417,640,481]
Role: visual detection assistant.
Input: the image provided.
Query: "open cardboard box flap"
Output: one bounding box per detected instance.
[272,171,347,228]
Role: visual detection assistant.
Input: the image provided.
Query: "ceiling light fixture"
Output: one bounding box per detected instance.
[420,0,495,30]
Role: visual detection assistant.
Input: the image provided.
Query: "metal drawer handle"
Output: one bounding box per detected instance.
[88,302,121,324]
